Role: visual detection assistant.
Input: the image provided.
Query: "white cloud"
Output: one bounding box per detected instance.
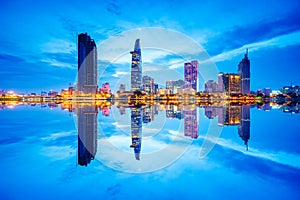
[112,71,128,78]
[41,39,76,54]
[41,58,76,69]
[41,130,76,140]
[199,135,300,169]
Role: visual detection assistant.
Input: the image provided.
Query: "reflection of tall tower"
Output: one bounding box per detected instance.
[130,39,142,92]
[77,106,98,166]
[238,105,250,150]
[184,60,198,91]
[238,49,250,95]
[184,108,198,139]
[130,107,142,160]
[78,33,98,94]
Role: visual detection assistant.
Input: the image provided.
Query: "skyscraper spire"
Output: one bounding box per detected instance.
[245,48,248,59]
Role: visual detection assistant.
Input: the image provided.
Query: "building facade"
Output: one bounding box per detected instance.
[142,75,154,94]
[204,80,218,93]
[166,79,184,94]
[238,50,250,95]
[78,33,98,94]
[218,73,241,94]
[184,60,198,91]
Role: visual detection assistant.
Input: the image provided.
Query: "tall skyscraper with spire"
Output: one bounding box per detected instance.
[130,39,142,92]
[77,33,98,94]
[238,49,250,95]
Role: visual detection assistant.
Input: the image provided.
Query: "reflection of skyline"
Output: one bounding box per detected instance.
[74,103,254,163]
[1,100,298,166]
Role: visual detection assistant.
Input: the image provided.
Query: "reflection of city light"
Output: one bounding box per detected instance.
[7,105,14,109]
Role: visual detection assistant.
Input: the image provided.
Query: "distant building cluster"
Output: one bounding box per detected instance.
[205,50,251,95]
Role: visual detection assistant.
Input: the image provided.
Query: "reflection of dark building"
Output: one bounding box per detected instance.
[238,49,250,95]
[130,39,142,92]
[184,108,198,139]
[238,105,250,150]
[166,105,184,119]
[218,106,241,126]
[77,106,98,166]
[78,33,98,94]
[130,107,142,160]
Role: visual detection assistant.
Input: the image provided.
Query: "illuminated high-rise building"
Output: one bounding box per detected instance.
[142,75,154,94]
[166,79,184,94]
[184,108,198,139]
[78,33,98,94]
[77,106,98,166]
[130,107,142,160]
[218,73,241,94]
[238,49,250,95]
[130,39,142,92]
[184,60,198,91]
[204,80,218,93]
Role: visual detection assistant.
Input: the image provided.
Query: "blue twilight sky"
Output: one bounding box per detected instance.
[0,0,300,93]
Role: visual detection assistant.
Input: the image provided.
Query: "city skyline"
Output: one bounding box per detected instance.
[1,0,300,94]
[1,1,300,199]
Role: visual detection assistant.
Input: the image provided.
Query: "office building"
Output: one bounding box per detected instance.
[142,75,154,94]
[184,60,198,91]
[78,33,98,94]
[218,73,241,94]
[204,80,218,93]
[166,79,184,94]
[238,49,250,95]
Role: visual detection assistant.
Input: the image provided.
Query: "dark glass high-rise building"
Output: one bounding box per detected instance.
[78,33,98,94]
[184,60,198,91]
[77,106,98,166]
[130,39,142,92]
[238,50,250,95]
